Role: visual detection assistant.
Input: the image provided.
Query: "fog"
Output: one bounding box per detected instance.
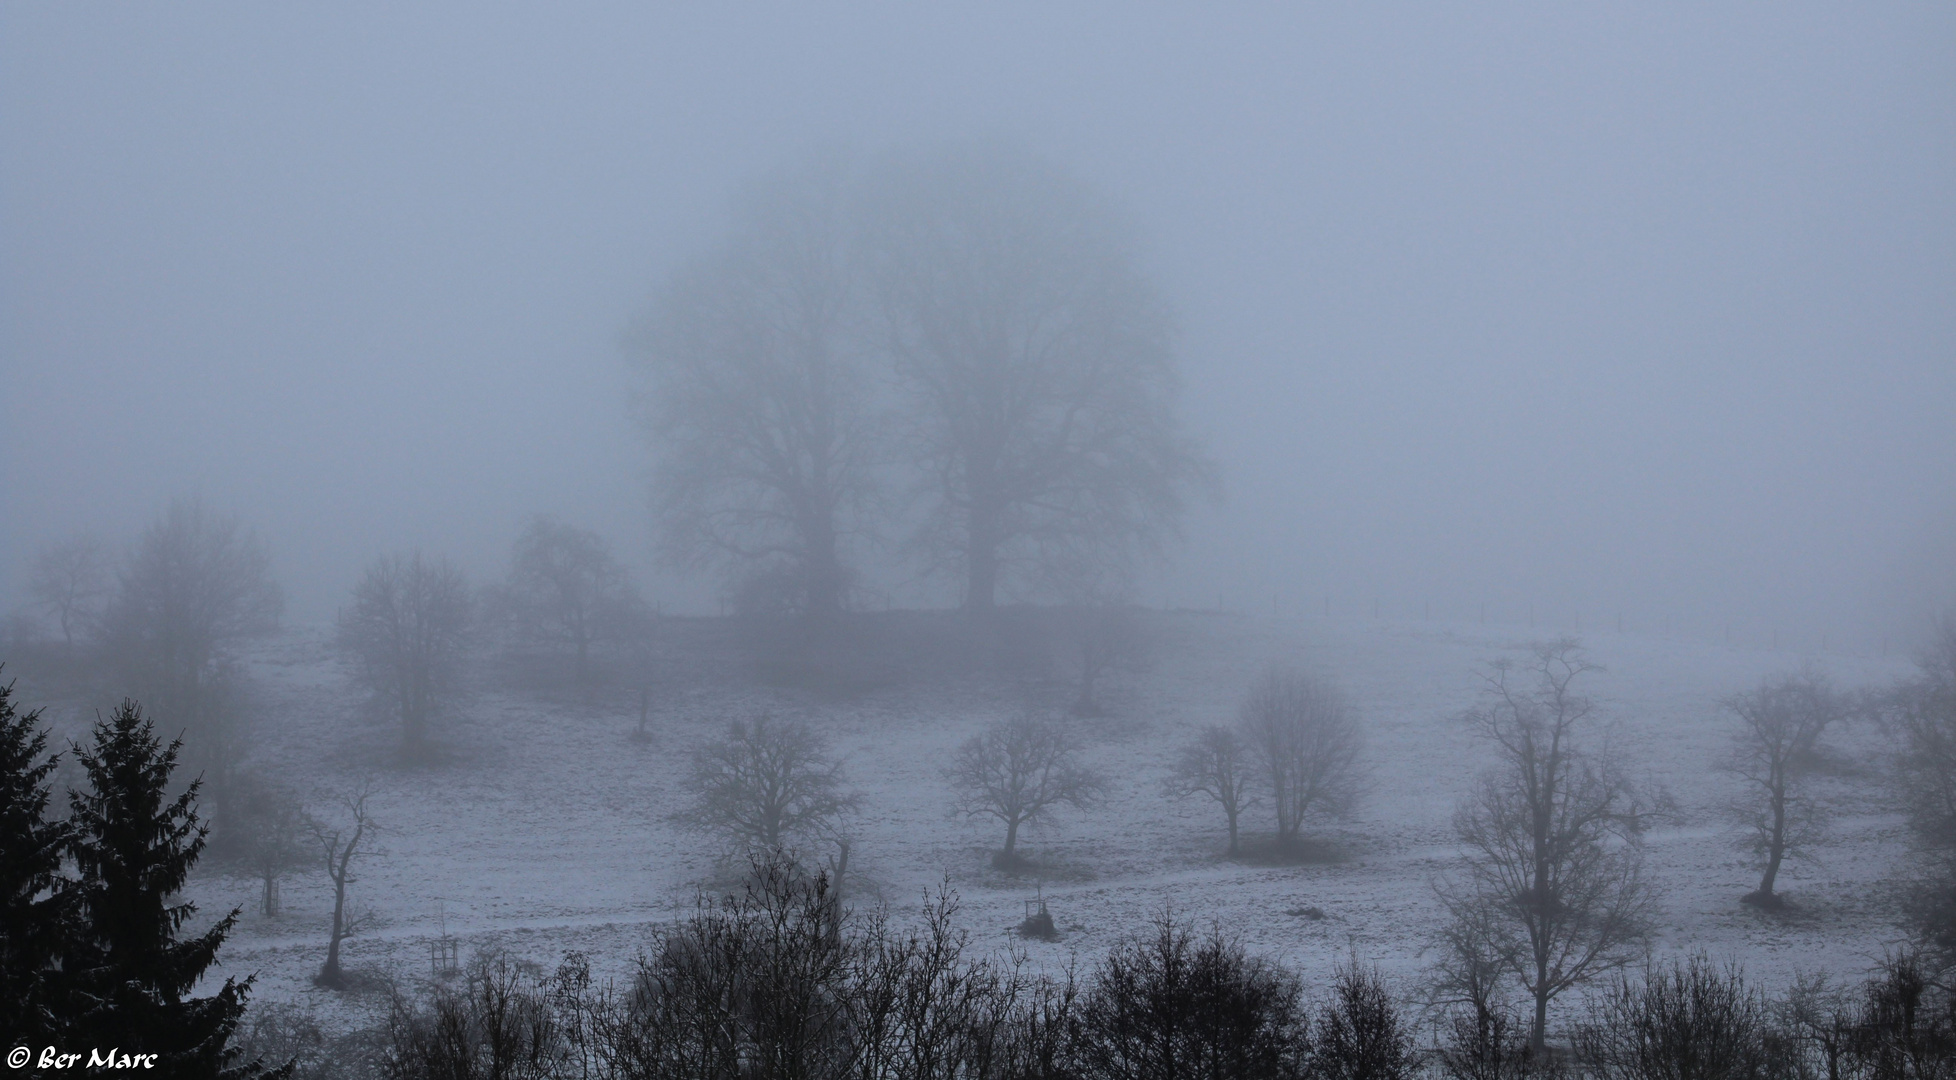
[5,3,1952,648]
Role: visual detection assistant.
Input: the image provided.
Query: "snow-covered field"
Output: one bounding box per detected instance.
[126,611,1918,1035]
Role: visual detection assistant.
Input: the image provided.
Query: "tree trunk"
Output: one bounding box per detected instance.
[1530,758,1554,1052]
[965,536,999,613]
[320,862,349,987]
[1760,787,1788,898]
[1003,816,1020,857]
[804,534,846,622]
[1074,683,1097,717]
[1532,988,1550,1056]
[261,870,278,917]
[827,839,850,945]
[1226,807,1240,856]
[402,694,421,749]
[320,890,345,988]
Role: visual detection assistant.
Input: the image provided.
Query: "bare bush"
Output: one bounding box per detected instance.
[948,712,1105,867]
[1573,955,1778,1080]
[1309,963,1417,1080]
[1842,951,1956,1078]
[1436,999,1549,1080]
[369,856,1440,1080]
[1237,666,1363,848]
[239,1000,386,1080]
[337,551,472,753]
[1073,912,1310,1080]
[383,951,566,1080]
[1166,723,1255,856]
[679,714,856,853]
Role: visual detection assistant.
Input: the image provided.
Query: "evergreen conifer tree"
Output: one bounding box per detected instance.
[0,671,72,1049]
[65,699,283,1078]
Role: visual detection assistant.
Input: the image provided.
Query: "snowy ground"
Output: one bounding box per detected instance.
[97,610,1920,1037]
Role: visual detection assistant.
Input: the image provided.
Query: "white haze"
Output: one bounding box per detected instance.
[3,3,1952,649]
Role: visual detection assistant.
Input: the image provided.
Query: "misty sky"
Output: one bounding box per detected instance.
[4,4,1951,648]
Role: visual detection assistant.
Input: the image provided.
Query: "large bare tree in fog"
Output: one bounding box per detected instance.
[497,516,647,684]
[864,146,1210,612]
[1720,670,1848,909]
[1237,666,1363,848]
[336,552,471,753]
[1166,723,1255,856]
[637,152,879,620]
[28,535,109,648]
[948,712,1104,867]
[1441,639,1656,1053]
[680,714,856,852]
[98,498,282,838]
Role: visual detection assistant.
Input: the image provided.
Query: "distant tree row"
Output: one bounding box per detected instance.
[678,663,1368,878]
[336,516,652,755]
[633,144,1214,619]
[12,499,651,782]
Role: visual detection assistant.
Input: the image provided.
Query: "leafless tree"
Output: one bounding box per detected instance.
[1889,617,1956,966]
[1894,620,1956,848]
[98,497,282,837]
[497,515,648,684]
[1237,666,1364,848]
[634,149,881,621]
[679,714,857,853]
[28,534,109,647]
[336,551,472,753]
[1720,669,1848,908]
[1426,893,1552,1080]
[948,712,1105,867]
[1442,638,1658,1053]
[232,773,314,916]
[1166,723,1256,856]
[863,144,1212,612]
[311,785,377,990]
[1056,602,1148,718]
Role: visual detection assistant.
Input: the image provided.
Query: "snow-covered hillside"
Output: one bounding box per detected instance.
[146,611,1916,1034]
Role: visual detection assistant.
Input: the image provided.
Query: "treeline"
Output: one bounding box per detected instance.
[238,855,1956,1080]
